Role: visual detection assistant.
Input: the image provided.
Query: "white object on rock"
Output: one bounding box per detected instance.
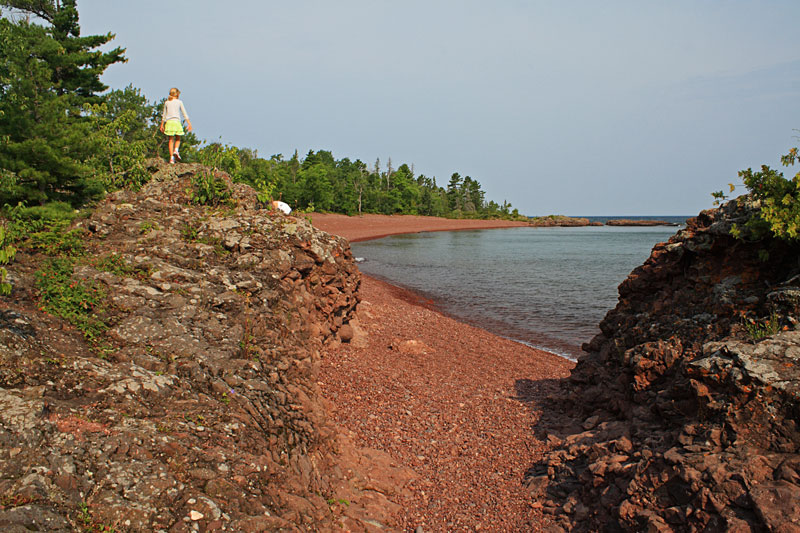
[271,200,291,215]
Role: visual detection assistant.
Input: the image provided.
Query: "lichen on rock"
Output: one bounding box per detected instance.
[531,196,800,531]
[0,160,411,531]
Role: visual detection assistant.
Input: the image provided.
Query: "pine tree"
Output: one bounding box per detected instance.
[447,172,462,212]
[0,1,126,206]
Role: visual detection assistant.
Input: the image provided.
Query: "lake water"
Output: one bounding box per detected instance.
[351,220,686,360]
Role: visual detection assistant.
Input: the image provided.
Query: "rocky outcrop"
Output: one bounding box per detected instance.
[528,216,679,227]
[528,216,602,227]
[529,197,800,531]
[0,161,413,531]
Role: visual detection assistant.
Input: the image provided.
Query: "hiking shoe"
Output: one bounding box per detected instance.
[174,149,181,160]
[170,156,175,164]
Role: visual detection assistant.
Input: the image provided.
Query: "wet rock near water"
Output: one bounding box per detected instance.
[0,160,412,531]
[530,196,800,531]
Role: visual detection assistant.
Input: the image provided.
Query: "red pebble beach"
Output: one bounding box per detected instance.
[313,213,575,531]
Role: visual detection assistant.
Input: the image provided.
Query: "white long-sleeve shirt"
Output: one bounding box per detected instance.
[162,98,189,123]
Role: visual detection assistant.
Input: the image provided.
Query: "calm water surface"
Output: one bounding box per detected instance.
[351,225,682,359]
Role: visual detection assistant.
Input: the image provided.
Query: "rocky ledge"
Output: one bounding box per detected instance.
[529,197,800,531]
[528,216,678,227]
[528,216,602,227]
[0,161,413,532]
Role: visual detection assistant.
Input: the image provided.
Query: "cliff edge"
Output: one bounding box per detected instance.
[0,161,413,532]
[529,197,800,531]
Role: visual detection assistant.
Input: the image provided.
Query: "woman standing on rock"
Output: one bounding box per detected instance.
[159,87,192,164]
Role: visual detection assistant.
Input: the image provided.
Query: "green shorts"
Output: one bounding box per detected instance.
[164,119,184,136]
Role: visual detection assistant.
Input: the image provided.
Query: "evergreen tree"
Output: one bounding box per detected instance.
[447,172,462,212]
[461,176,476,212]
[393,164,420,213]
[0,1,126,206]
[289,150,300,184]
[465,176,485,214]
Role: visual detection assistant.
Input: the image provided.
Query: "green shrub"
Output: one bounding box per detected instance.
[1,201,86,296]
[196,143,242,179]
[744,312,782,342]
[27,227,86,257]
[180,222,200,242]
[0,225,16,296]
[190,171,232,207]
[92,253,151,278]
[737,147,800,241]
[35,258,107,343]
[2,202,78,244]
[139,220,159,234]
[85,102,151,192]
[253,173,276,205]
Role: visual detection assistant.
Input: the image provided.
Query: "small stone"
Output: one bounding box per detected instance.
[615,436,633,453]
[582,415,600,430]
[190,510,204,521]
[338,324,354,342]
[396,339,429,355]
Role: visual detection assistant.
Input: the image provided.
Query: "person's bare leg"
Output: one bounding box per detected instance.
[174,137,182,159]
[169,135,180,163]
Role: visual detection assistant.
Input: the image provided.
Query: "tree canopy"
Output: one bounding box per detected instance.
[0,0,126,206]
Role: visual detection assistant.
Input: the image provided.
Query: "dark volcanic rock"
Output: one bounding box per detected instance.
[530,196,800,532]
[0,160,413,531]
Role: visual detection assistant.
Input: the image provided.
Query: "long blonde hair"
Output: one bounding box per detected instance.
[168,87,180,100]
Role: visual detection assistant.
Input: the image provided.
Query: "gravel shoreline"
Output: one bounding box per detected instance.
[314,214,575,531]
[310,212,529,242]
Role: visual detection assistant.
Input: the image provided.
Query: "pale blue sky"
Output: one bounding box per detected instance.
[79,1,800,216]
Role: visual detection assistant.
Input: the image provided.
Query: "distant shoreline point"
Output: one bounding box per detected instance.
[529,215,683,227]
[604,218,680,227]
[310,213,685,239]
